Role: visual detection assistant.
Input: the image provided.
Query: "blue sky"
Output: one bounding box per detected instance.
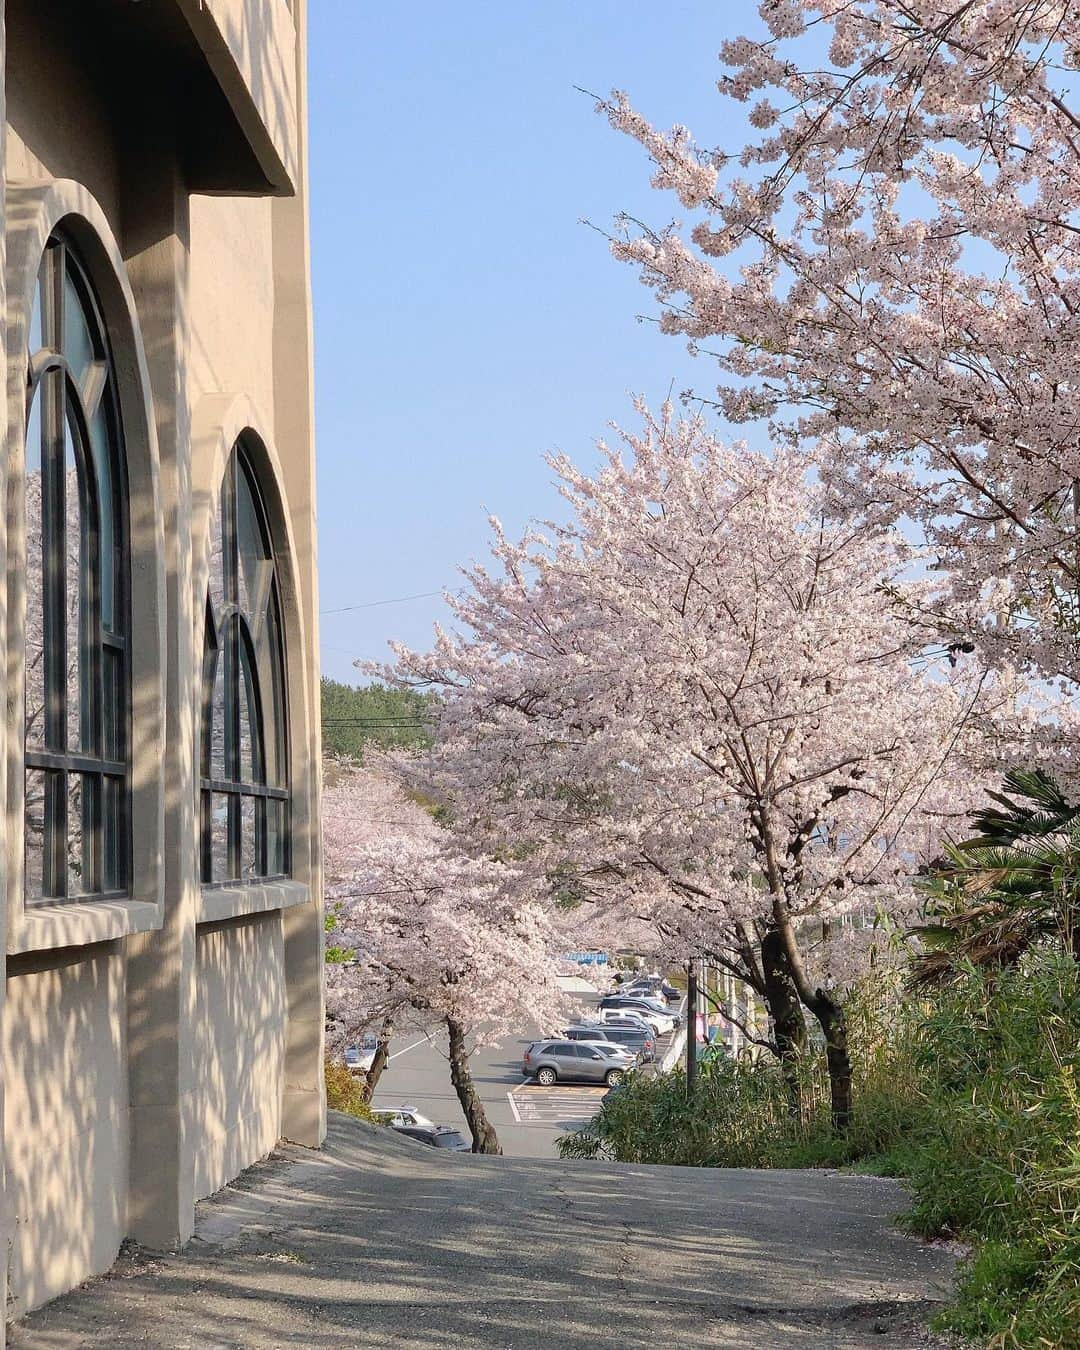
[309,3,760,682]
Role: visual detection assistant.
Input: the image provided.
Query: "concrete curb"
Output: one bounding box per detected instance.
[659,1025,686,1073]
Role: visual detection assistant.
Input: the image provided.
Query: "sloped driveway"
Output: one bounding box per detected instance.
[10,1113,957,1349]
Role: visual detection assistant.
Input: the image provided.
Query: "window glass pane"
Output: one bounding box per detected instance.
[43,769,63,898]
[89,398,117,633]
[260,587,286,788]
[103,775,122,892]
[207,489,226,617]
[25,390,46,746]
[67,772,88,895]
[266,798,285,875]
[63,415,86,753]
[211,794,231,882]
[241,795,257,880]
[25,768,46,901]
[238,636,261,783]
[63,268,96,394]
[104,646,123,761]
[237,460,273,619]
[210,644,226,778]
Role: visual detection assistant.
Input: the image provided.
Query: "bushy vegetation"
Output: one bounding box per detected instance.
[321,678,434,760]
[324,1058,378,1123]
[559,956,1080,1347]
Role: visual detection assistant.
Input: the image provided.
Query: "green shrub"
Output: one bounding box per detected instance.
[904,956,1080,1347]
[324,1058,379,1123]
[560,954,1080,1347]
[559,974,921,1171]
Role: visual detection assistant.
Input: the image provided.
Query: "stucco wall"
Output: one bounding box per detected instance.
[3,0,121,225]
[189,195,277,423]
[2,948,128,1317]
[192,914,286,1201]
[1,0,324,1333]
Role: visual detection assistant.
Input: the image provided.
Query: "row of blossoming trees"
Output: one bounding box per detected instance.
[323,1,1079,1150]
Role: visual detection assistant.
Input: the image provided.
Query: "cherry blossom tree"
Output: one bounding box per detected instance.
[599,1,1080,691]
[380,405,1012,1127]
[322,765,567,1152]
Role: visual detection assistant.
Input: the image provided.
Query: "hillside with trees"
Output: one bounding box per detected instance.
[320,678,434,760]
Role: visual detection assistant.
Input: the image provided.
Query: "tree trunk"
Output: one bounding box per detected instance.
[446,1016,502,1155]
[360,1015,395,1102]
[814,993,853,1133]
[765,881,855,1134]
[760,927,809,1113]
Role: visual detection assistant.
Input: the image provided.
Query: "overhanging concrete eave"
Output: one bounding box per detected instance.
[173,0,298,197]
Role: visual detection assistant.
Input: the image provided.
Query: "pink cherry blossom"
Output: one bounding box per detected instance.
[375,404,1021,1125]
[598,2,1080,693]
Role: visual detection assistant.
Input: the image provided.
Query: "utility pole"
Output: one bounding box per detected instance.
[685,960,698,1099]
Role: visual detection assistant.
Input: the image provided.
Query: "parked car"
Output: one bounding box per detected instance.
[599,995,680,1034]
[391,1124,471,1151]
[372,1105,435,1128]
[622,976,681,1003]
[562,1023,656,1062]
[522,1039,630,1087]
[559,1028,641,1061]
[598,1009,655,1033]
[343,1031,381,1075]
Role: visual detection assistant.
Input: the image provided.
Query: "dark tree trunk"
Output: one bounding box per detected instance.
[811,993,853,1133]
[446,1016,502,1154]
[760,927,809,1112]
[360,1016,394,1103]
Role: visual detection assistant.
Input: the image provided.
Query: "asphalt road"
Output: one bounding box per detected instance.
[11,1113,959,1349]
[370,995,679,1158]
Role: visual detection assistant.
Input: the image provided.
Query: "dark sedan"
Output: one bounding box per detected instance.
[391,1124,471,1151]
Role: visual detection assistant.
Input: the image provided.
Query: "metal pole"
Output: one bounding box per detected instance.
[686,961,698,1099]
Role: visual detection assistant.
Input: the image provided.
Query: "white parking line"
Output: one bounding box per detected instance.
[507,1085,606,1128]
[388,1035,433,1061]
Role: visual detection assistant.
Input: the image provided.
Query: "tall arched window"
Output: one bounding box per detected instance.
[24,235,129,903]
[200,443,289,884]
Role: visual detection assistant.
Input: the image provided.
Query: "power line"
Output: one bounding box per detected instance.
[321,589,457,616]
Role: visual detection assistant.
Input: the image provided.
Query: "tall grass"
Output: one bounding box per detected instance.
[558,955,1080,1347]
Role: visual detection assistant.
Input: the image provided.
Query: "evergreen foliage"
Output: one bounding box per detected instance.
[321,677,433,760]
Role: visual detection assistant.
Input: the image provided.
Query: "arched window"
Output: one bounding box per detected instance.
[24,235,129,902]
[200,443,289,884]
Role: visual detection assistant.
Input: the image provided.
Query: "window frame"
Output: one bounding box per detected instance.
[198,441,291,890]
[23,233,132,908]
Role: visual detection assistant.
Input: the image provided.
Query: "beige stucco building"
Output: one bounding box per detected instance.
[0,1,325,1334]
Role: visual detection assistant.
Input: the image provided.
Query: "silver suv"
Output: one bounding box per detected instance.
[522,1039,633,1087]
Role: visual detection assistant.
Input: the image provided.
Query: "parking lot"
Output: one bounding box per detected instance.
[370,987,684,1157]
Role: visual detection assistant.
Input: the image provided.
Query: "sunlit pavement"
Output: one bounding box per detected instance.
[10,1113,961,1349]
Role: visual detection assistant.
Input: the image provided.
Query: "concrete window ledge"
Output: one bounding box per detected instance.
[196,879,309,926]
[6,898,163,955]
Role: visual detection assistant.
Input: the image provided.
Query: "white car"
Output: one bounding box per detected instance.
[344,1031,381,1075]
[599,999,677,1036]
[372,1104,435,1129]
